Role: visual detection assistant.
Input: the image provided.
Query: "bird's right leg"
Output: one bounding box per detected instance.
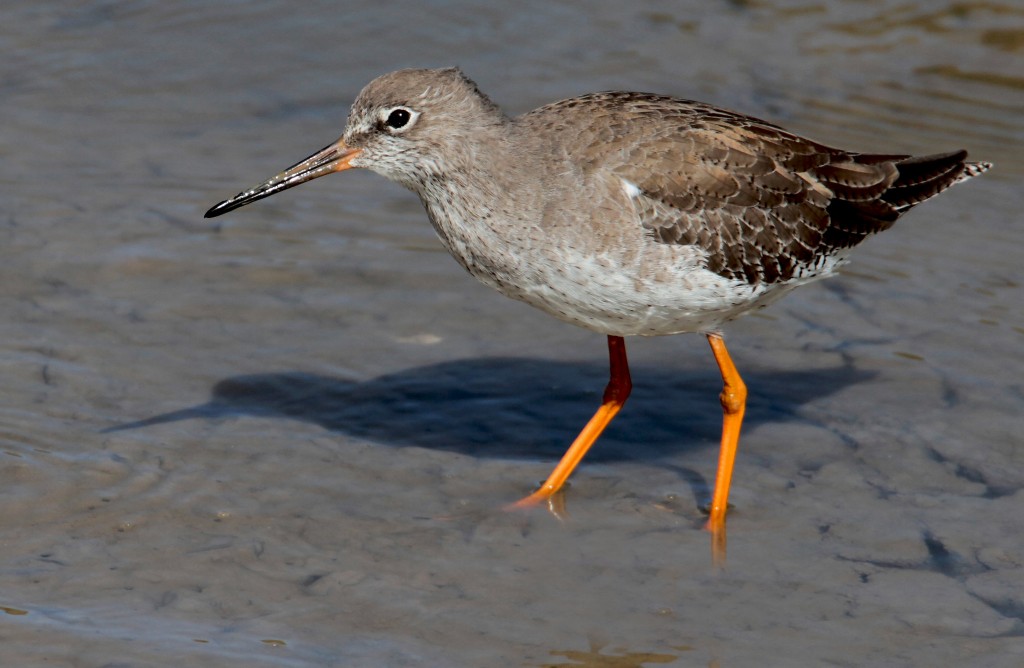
[510,335,632,508]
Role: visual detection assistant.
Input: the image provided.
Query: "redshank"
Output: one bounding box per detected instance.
[206,68,990,545]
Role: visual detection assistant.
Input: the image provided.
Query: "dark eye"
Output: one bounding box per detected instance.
[386,108,411,129]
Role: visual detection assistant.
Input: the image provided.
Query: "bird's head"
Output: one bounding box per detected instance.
[205,68,505,218]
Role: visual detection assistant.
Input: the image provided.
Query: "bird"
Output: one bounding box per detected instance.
[205,67,990,553]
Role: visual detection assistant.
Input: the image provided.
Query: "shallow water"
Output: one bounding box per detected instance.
[2,1,1023,666]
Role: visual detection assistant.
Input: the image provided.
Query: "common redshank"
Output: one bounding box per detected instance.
[205,68,990,549]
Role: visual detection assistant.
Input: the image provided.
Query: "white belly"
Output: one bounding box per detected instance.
[505,240,791,336]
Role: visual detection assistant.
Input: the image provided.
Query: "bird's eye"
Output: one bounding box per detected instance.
[385,108,412,130]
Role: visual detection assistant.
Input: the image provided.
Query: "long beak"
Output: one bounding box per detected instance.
[205,140,362,218]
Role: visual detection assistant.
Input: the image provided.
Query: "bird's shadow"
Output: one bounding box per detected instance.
[105,356,872,464]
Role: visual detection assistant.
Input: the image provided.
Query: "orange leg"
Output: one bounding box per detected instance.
[512,335,632,507]
[705,333,747,548]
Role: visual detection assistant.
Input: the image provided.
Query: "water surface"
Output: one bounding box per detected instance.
[2,1,1022,666]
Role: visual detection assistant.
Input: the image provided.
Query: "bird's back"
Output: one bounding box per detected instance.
[518,92,991,286]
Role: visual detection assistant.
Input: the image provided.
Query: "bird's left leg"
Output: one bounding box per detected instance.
[705,332,747,549]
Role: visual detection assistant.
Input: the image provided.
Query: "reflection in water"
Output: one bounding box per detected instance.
[515,484,571,522]
[710,522,727,569]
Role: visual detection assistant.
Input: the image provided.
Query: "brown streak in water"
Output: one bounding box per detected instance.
[540,638,689,667]
[830,2,1024,38]
[1,606,29,616]
[916,64,1024,92]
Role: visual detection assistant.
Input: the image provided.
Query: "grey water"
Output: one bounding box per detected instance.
[2,2,1023,666]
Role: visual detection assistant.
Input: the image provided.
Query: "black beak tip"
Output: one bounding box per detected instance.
[204,200,232,219]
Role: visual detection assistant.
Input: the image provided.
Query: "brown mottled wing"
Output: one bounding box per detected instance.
[551,93,973,285]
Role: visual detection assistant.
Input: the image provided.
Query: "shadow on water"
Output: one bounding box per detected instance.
[105,356,874,464]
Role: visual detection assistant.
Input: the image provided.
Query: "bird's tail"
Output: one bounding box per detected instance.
[883,151,992,212]
[959,159,994,183]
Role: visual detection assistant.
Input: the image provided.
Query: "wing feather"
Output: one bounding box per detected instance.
[524,92,988,285]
